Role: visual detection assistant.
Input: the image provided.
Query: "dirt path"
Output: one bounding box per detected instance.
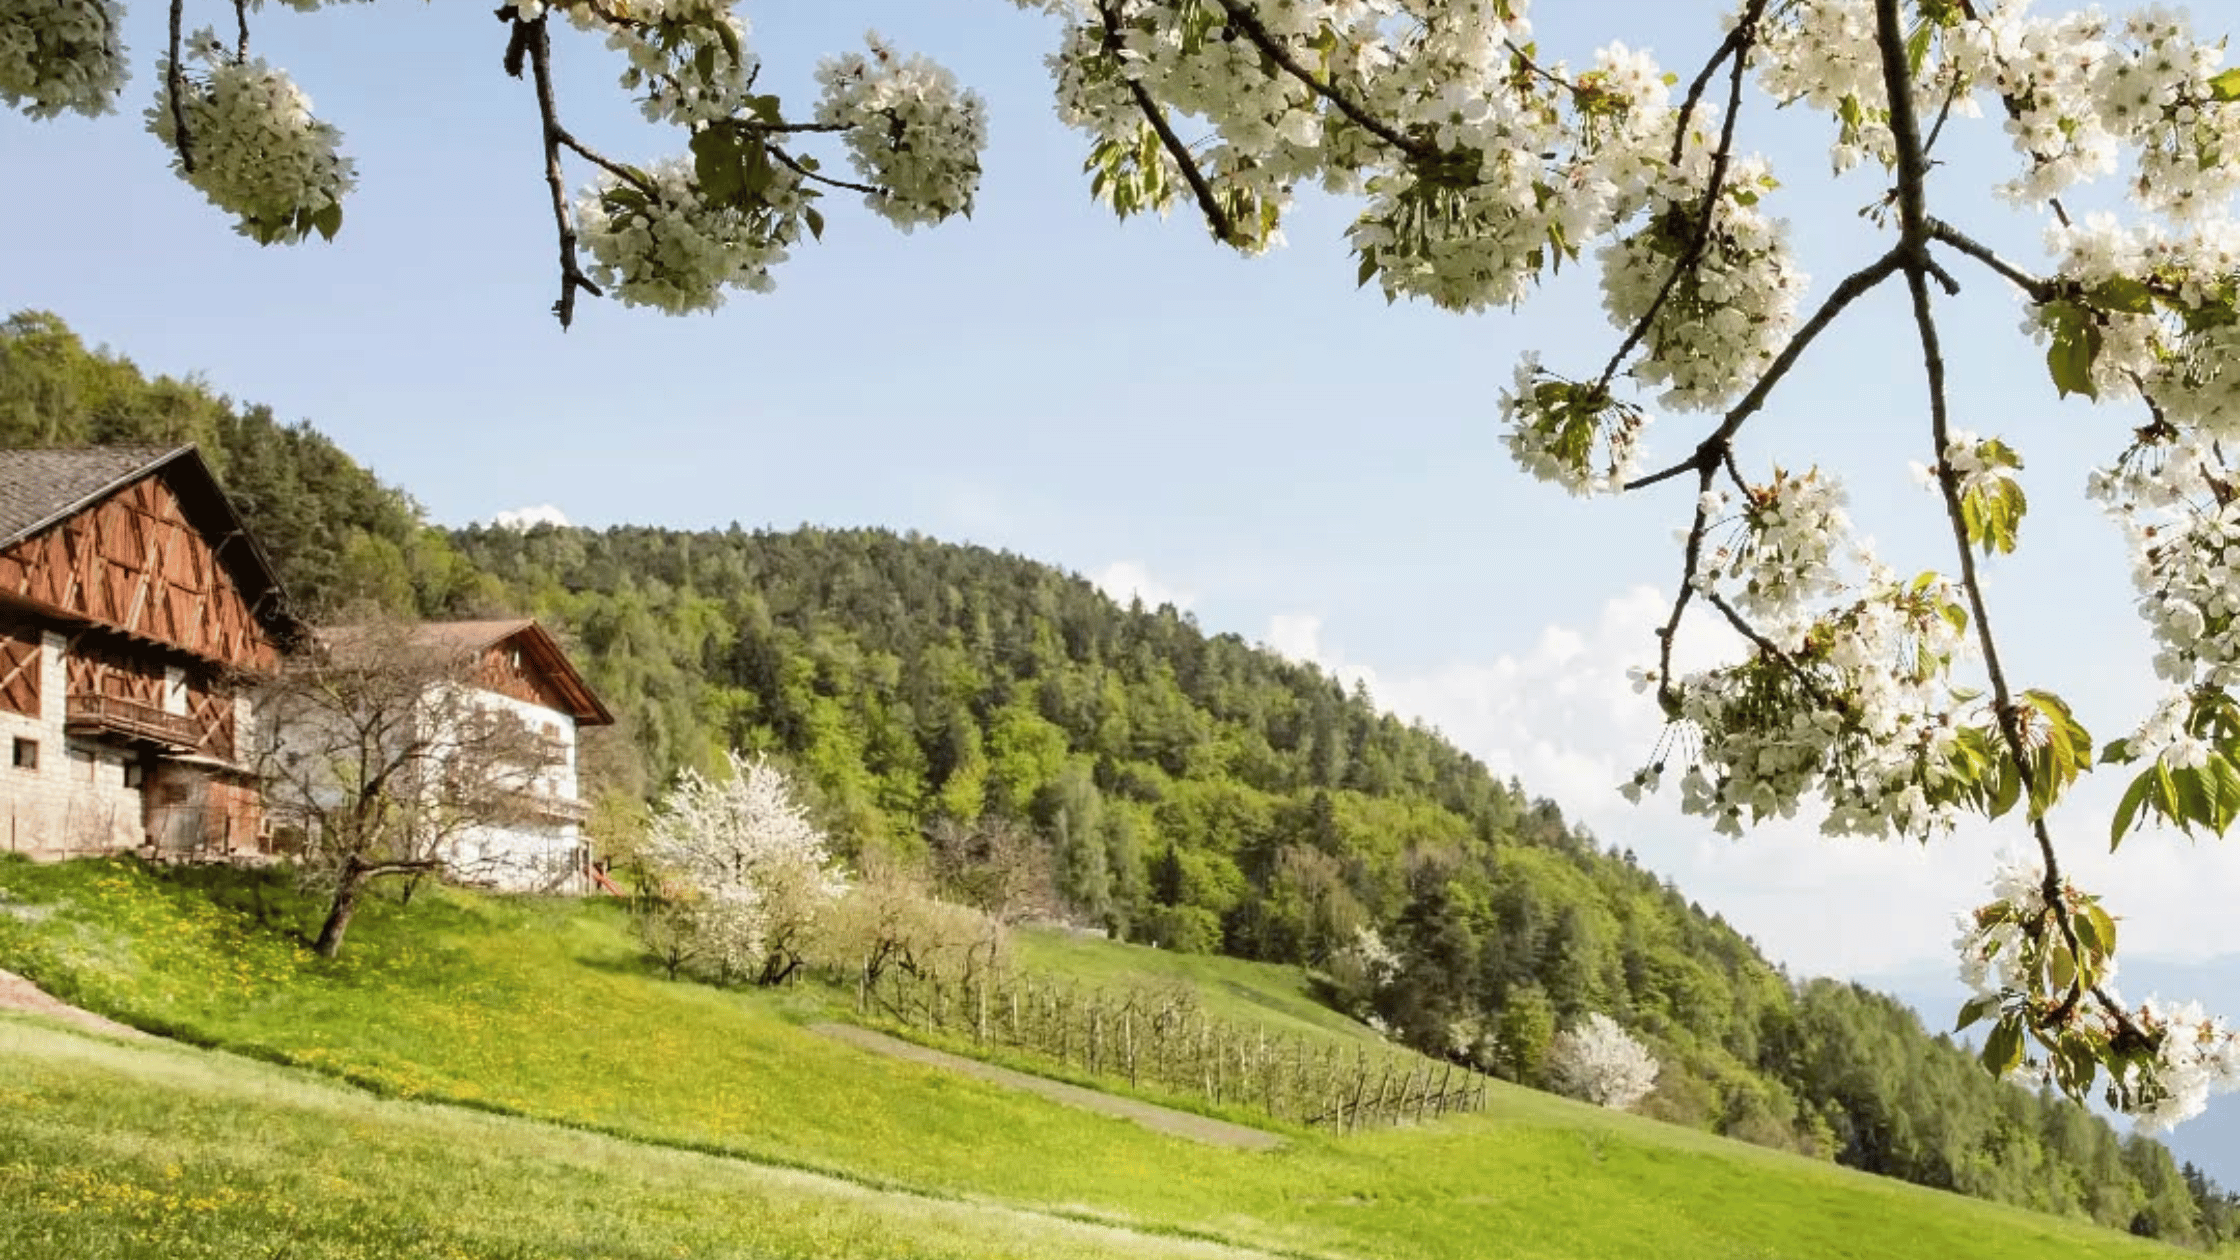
[808,1022,1285,1151]
[0,968,151,1042]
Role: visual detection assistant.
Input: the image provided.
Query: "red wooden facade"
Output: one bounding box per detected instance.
[0,618,37,719]
[0,471,279,673]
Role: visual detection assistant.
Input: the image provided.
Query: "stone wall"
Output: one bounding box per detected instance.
[1,632,141,857]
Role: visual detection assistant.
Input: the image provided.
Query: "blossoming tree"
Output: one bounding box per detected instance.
[1548,1012,1661,1111]
[643,750,848,986]
[12,0,2240,1127]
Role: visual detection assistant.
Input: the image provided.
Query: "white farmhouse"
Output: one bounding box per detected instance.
[310,619,615,895]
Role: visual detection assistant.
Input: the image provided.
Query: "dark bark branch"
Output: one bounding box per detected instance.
[770,146,882,197]
[233,0,250,59]
[1096,1,1244,246]
[167,0,196,175]
[1875,0,2139,1046]
[1624,246,1908,492]
[1207,0,1433,160]
[1594,0,1767,394]
[516,16,603,330]
[1927,218,2054,299]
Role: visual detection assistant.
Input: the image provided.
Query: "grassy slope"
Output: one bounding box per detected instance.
[0,858,2189,1260]
[0,1018,1270,1260]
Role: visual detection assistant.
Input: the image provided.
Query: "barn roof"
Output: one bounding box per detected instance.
[0,444,298,641]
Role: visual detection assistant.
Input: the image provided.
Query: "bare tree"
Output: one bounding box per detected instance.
[251,617,563,958]
[925,815,1056,927]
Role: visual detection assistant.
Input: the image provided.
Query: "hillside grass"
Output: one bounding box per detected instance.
[0,855,2196,1260]
[0,1018,1267,1260]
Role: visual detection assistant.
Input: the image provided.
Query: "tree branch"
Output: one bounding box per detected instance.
[514,16,603,330]
[770,146,881,197]
[1594,0,1767,395]
[167,0,196,175]
[1206,0,1433,160]
[1624,245,1908,492]
[1926,218,2054,299]
[1096,1,1244,246]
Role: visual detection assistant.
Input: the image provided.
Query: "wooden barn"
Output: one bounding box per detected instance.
[0,446,296,858]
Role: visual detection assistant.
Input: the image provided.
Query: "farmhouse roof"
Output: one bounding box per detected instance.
[0,444,297,638]
[322,618,614,727]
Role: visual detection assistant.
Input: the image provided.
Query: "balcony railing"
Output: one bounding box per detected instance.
[65,694,203,752]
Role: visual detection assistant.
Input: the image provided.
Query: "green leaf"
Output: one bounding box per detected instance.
[2087,276,2157,315]
[1955,993,2002,1033]
[2210,67,2240,103]
[2047,943,2076,993]
[2021,690,2092,819]
[691,128,744,204]
[1982,1015,2026,1076]
[2043,301,2101,400]
[803,205,826,242]
[309,201,343,243]
[2112,767,2155,850]
[2086,903,2117,958]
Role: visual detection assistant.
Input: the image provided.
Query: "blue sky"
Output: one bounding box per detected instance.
[4,0,2234,1006]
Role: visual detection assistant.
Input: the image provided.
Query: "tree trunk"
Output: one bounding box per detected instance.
[315,866,371,959]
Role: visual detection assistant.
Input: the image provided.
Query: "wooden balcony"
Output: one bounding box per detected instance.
[65,693,202,752]
[514,791,593,825]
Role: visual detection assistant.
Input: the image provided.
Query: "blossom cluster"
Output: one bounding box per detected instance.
[145,31,355,245]
[1497,354,1647,496]
[0,0,125,119]
[2128,998,2240,1133]
[2090,431,2240,702]
[1697,468,1851,623]
[577,158,811,314]
[1954,857,2240,1131]
[815,33,989,231]
[1957,4,2240,218]
[535,0,756,126]
[1953,854,2057,1001]
[1655,555,1977,842]
[1597,154,1806,412]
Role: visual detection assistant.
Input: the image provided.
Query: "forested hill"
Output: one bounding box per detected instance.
[6,309,2236,1245]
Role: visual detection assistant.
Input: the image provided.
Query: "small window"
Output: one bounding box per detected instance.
[11,738,35,770]
[123,762,146,790]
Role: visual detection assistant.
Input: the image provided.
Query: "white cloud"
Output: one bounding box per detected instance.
[490,504,569,530]
[1264,591,2240,981]
[1093,561,1195,611]
[1263,612,1327,664]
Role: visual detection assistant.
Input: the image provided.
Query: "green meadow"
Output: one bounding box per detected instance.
[0,856,2196,1259]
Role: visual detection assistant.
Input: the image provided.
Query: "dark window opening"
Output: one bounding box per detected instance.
[11,738,35,770]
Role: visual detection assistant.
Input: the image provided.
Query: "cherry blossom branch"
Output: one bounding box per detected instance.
[232,0,250,58]
[1206,0,1434,160]
[1667,14,1759,166]
[1872,0,2145,1044]
[1625,245,1908,492]
[1096,1,1244,246]
[1593,0,1767,394]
